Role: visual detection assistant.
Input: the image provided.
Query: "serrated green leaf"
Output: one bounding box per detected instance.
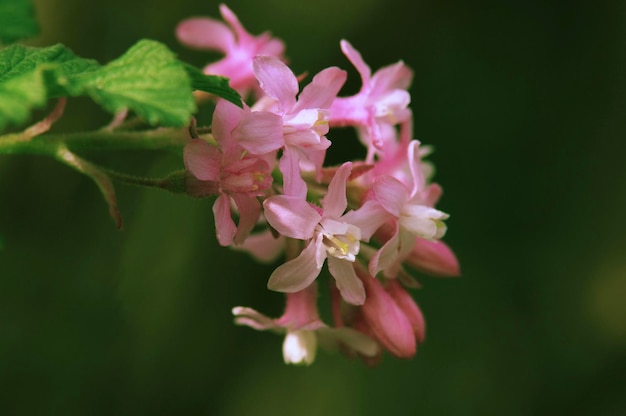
[68,40,197,127]
[0,43,99,84]
[0,0,39,44]
[0,44,99,130]
[182,63,242,108]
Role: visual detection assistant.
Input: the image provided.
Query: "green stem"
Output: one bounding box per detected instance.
[0,127,192,155]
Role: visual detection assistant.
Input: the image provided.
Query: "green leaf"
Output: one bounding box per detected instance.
[182,63,242,108]
[0,68,46,130]
[68,40,197,127]
[0,0,39,44]
[0,44,99,130]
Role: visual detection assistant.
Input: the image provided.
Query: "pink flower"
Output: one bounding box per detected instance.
[184,100,273,246]
[368,141,449,277]
[232,283,378,365]
[232,56,347,187]
[263,162,390,305]
[176,4,286,97]
[329,40,414,162]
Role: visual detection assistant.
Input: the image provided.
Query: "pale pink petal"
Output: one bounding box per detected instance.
[369,221,400,276]
[284,129,326,149]
[263,195,321,240]
[407,140,425,197]
[373,175,409,217]
[340,40,371,86]
[370,61,413,97]
[219,4,253,44]
[322,162,352,218]
[232,306,277,330]
[422,183,443,207]
[317,327,380,357]
[213,194,236,246]
[267,239,323,292]
[279,147,307,200]
[184,140,221,181]
[259,37,286,57]
[176,18,234,52]
[341,200,391,241]
[212,99,245,150]
[253,56,298,112]
[293,67,347,112]
[327,256,365,305]
[234,231,285,263]
[405,238,460,277]
[231,194,261,245]
[232,111,284,154]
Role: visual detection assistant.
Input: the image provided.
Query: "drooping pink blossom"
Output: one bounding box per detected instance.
[329,40,414,162]
[262,162,390,305]
[176,4,286,97]
[184,100,273,246]
[232,283,378,365]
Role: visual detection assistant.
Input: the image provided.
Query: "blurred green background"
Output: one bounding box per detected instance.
[1,0,626,414]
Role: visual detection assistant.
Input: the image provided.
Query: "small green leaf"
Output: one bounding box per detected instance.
[0,67,46,130]
[68,40,197,127]
[0,0,39,44]
[182,63,242,108]
[0,44,99,130]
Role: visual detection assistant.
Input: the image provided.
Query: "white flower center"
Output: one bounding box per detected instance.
[317,219,361,262]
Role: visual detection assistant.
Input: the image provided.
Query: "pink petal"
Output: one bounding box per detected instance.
[232,306,277,330]
[253,56,298,112]
[219,4,253,44]
[405,238,461,277]
[322,162,352,218]
[341,200,391,241]
[407,140,425,197]
[231,194,261,245]
[370,61,413,98]
[340,40,371,87]
[369,221,400,276]
[213,194,236,246]
[293,67,347,113]
[422,183,443,207]
[263,195,321,240]
[232,110,284,154]
[176,18,234,52]
[267,239,323,292]
[279,147,307,200]
[327,256,365,305]
[234,231,285,263]
[184,140,221,181]
[373,175,409,217]
[212,99,245,151]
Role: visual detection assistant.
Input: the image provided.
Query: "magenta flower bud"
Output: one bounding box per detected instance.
[385,279,425,344]
[357,268,416,359]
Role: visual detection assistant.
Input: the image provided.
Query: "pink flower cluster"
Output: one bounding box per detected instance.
[177,4,460,366]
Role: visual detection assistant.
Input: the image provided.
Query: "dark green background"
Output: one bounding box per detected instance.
[1,0,625,414]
